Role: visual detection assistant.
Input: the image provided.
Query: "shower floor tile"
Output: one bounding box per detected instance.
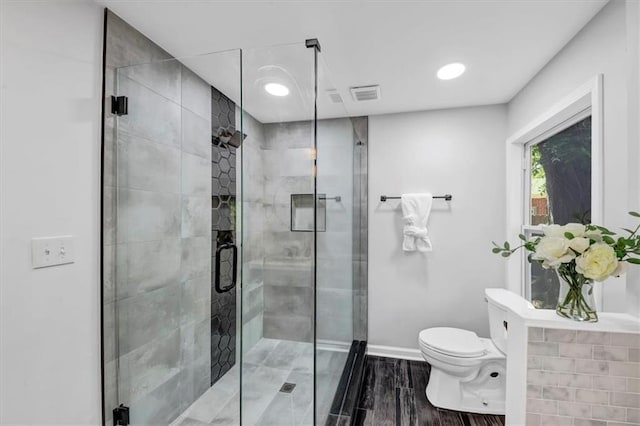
[172,338,335,426]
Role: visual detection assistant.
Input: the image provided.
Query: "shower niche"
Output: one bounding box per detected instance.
[291,193,326,232]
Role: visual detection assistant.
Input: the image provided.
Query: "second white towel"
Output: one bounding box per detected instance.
[401,193,433,252]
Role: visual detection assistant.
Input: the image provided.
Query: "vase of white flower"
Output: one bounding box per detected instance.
[493,212,640,323]
[556,266,597,322]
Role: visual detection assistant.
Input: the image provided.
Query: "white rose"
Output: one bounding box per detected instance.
[584,228,603,242]
[568,237,591,254]
[543,225,565,238]
[612,261,629,277]
[532,236,576,269]
[564,223,586,237]
[575,243,619,281]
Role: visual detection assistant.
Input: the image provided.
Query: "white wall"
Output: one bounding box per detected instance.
[626,0,640,316]
[0,1,103,424]
[506,0,634,314]
[368,105,507,351]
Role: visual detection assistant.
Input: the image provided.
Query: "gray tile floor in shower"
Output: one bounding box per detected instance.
[171,338,346,426]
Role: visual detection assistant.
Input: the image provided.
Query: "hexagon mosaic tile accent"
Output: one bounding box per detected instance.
[210,87,238,385]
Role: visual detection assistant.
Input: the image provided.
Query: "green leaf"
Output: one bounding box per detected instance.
[518,234,526,241]
[492,248,501,254]
[597,226,615,235]
[629,211,640,217]
[626,257,640,264]
[603,235,616,245]
[564,232,575,240]
[622,228,635,234]
[501,252,511,258]
[504,241,510,250]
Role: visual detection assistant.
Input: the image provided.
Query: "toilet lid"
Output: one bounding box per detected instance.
[419,327,486,358]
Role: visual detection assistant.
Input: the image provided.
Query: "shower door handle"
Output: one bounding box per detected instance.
[215,242,238,293]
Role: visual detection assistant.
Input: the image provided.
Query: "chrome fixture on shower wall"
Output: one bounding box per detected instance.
[213,127,247,148]
[319,195,341,202]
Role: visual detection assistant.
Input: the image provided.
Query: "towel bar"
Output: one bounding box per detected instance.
[380,194,452,202]
[319,196,341,202]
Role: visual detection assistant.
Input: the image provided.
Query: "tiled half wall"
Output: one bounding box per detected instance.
[527,327,640,426]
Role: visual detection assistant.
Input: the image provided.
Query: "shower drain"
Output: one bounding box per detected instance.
[280,382,296,393]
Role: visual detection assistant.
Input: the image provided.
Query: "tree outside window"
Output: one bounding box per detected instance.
[527,116,592,308]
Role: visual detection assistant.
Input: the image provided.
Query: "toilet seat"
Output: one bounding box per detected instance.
[419,327,487,358]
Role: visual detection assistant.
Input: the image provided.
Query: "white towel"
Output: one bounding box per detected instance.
[401,193,433,252]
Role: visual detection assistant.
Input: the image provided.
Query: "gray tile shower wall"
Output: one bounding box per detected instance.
[352,117,369,343]
[239,111,266,352]
[259,117,367,345]
[316,118,360,345]
[261,121,315,342]
[103,11,211,425]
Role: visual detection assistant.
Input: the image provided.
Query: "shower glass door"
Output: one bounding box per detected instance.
[107,48,242,425]
[239,42,317,425]
[104,35,361,425]
[314,53,367,425]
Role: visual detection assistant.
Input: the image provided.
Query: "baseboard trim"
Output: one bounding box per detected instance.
[367,344,423,361]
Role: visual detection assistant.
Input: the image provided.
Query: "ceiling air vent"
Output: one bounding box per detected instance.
[350,85,380,102]
[326,89,343,103]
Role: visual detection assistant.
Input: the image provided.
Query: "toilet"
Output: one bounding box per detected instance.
[418,288,528,415]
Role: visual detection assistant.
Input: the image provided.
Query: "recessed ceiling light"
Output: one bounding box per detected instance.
[437,63,466,80]
[264,82,289,97]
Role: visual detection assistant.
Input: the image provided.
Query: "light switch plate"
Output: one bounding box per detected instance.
[31,236,75,269]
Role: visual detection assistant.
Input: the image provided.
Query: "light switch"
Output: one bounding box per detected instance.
[31,236,75,269]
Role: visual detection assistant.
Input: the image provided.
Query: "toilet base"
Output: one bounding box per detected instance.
[426,362,505,415]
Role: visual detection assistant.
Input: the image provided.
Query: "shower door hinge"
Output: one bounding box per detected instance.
[113,404,130,426]
[111,96,128,116]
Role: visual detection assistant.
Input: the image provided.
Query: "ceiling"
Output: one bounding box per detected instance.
[100,0,608,123]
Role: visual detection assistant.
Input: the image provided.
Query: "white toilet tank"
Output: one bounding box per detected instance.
[485,288,533,354]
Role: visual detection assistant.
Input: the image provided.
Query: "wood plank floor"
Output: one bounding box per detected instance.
[353,356,505,426]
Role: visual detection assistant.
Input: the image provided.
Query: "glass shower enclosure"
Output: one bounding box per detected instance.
[102,14,367,425]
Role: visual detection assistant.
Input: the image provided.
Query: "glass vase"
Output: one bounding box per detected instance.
[556,271,598,322]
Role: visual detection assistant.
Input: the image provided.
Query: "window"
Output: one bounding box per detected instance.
[523,114,592,308]
[506,76,602,309]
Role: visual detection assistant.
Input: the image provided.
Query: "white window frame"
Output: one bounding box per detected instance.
[505,75,603,308]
